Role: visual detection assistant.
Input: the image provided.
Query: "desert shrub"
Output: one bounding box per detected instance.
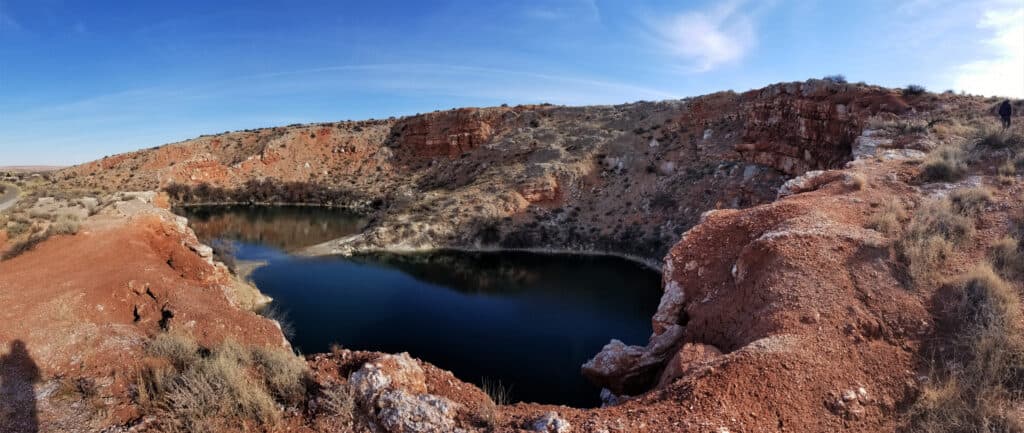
[897,199,975,287]
[847,173,867,190]
[138,333,308,433]
[147,332,200,369]
[258,305,296,340]
[822,74,847,84]
[976,127,1024,150]
[251,346,308,405]
[27,208,54,220]
[991,237,1023,279]
[6,220,29,237]
[904,84,927,96]
[920,143,968,182]
[320,383,356,425]
[999,159,1017,178]
[910,265,1024,432]
[48,215,81,236]
[866,197,907,235]
[949,188,992,217]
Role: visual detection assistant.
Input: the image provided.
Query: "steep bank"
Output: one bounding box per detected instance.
[0,193,285,431]
[54,80,924,262]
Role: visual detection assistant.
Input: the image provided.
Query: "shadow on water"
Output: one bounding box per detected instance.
[0,340,40,433]
[175,205,664,407]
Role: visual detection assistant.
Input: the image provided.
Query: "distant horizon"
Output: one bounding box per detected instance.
[2,0,1022,165]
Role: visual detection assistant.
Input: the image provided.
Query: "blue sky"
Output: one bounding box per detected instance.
[1,0,1022,165]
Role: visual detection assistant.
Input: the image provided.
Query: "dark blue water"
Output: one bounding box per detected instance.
[178,206,662,407]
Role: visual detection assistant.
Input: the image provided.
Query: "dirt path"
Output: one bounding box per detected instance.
[0,183,19,211]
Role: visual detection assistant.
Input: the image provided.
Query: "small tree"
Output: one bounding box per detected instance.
[904,84,927,96]
[822,74,847,84]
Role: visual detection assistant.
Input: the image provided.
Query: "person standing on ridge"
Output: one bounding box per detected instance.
[999,99,1012,129]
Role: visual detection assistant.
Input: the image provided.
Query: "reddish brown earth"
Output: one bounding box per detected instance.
[0,196,285,432]
[3,81,1022,432]
[54,80,938,263]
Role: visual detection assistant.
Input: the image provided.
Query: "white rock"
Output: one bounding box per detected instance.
[532,411,571,433]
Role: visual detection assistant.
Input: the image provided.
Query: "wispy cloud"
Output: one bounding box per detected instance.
[953,5,1024,97]
[650,1,756,72]
[526,0,601,23]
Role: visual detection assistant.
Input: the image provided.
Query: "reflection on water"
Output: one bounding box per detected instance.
[178,206,663,407]
[176,205,367,251]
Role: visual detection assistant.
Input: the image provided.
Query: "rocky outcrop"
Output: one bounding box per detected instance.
[736,80,911,175]
[350,353,469,433]
[389,107,512,159]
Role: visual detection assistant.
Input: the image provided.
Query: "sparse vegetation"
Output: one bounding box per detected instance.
[481,377,512,406]
[920,143,968,182]
[258,305,296,340]
[903,84,927,96]
[990,236,1023,279]
[896,198,975,287]
[137,333,308,433]
[909,264,1024,432]
[975,127,1024,150]
[949,187,993,217]
[164,180,371,210]
[866,197,907,235]
[822,74,847,84]
[320,383,357,427]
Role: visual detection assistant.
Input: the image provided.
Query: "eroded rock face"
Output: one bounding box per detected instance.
[737,80,910,175]
[391,107,509,159]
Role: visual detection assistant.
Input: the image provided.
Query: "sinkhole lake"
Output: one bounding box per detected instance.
[177,205,663,407]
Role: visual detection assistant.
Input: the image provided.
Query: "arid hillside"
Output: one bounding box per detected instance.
[3,80,1023,432]
[54,80,945,263]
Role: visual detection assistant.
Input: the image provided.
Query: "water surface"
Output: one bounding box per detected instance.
[179,205,662,407]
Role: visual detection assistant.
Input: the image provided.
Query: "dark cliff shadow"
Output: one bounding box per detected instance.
[0,340,40,433]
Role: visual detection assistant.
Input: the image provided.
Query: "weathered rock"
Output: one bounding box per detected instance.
[655,343,723,388]
[377,390,466,433]
[531,411,571,433]
[349,353,468,433]
[582,325,685,394]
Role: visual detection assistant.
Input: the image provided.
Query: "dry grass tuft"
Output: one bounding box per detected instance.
[846,173,867,190]
[910,265,1024,432]
[867,197,908,235]
[949,188,993,217]
[252,346,308,405]
[897,199,975,288]
[138,333,309,433]
[920,143,968,182]
[320,383,357,427]
[975,127,1024,150]
[991,236,1023,279]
